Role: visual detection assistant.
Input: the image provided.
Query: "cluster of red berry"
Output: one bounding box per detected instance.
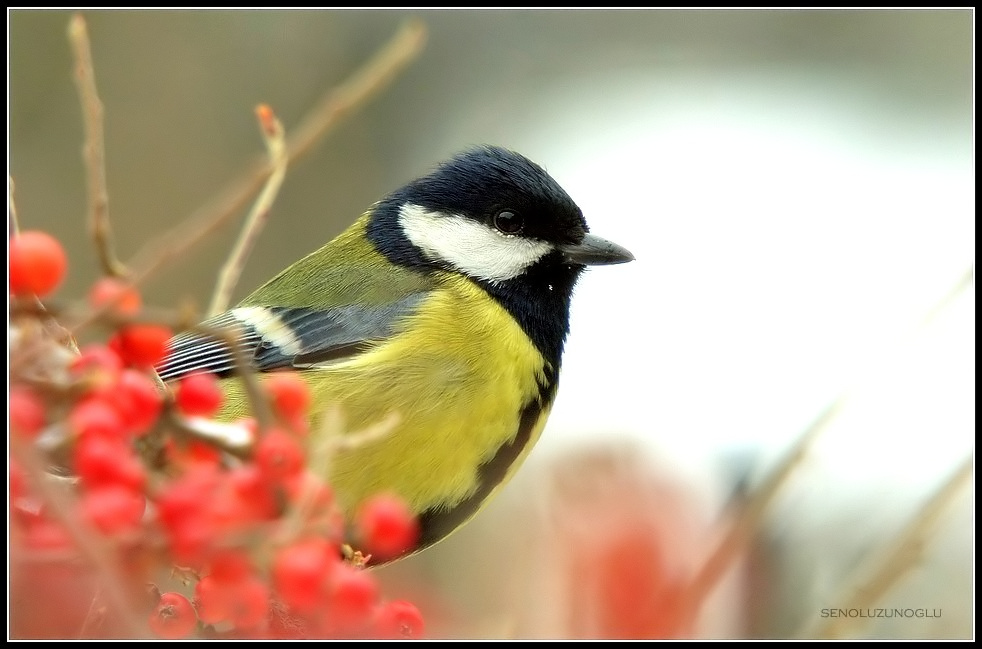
[9,230,425,639]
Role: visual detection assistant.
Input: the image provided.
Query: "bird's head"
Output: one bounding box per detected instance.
[367,146,633,287]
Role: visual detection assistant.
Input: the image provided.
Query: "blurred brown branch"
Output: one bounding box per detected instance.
[9,175,21,236]
[67,18,428,339]
[680,399,843,616]
[10,438,144,637]
[207,104,288,318]
[809,456,974,639]
[69,13,128,279]
[283,18,427,163]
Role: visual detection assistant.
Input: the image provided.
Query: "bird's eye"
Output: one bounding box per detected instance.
[493,210,524,235]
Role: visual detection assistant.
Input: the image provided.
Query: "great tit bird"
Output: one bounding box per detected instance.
[156,145,634,557]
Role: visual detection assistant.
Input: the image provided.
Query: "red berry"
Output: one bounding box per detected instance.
[88,276,141,315]
[229,576,270,629]
[74,434,146,491]
[71,344,125,374]
[208,486,257,536]
[9,230,68,297]
[272,538,338,612]
[254,428,305,484]
[167,518,215,568]
[374,600,425,639]
[156,466,222,565]
[110,368,163,434]
[324,565,379,634]
[194,575,228,626]
[69,396,126,441]
[23,517,74,551]
[108,323,172,368]
[149,591,197,639]
[165,438,222,469]
[227,464,279,521]
[208,549,254,584]
[355,493,420,562]
[266,373,311,426]
[81,485,145,535]
[70,344,124,393]
[176,372,223,417]
[10,386,46,438]
[195,573,269,629]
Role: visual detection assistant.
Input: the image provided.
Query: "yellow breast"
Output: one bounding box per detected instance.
[315,273,551,517]
[220,273,553,548]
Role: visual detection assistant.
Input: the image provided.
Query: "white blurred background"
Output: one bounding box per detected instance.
[9,9,974,639]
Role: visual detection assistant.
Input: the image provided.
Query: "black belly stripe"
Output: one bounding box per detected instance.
[415,379,555,551]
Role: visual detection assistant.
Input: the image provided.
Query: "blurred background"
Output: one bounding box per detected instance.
[9,9,974,639]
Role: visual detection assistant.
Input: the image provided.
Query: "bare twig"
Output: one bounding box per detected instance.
[918,265,974,329]
[283,18,427,163]
[9,175,20,236]
[808,456,974,639]
[9,437,145,637]
[9,296,198,330]
[53,18,425,343]
[279,407,400,538]
[59,18,426,343]
[208,104,288,317]
[164,412,255,459]
[179,321,276,431]
[679,262,975,622]
[318,406,401,458]
[8,297,191,379]
[82,18,427,331]
[17,16,427,379]
[76,586,108,640]
[681,399,844,613]
[68,13,128,279]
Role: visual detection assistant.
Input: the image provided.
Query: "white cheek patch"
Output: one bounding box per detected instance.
[398,203,553,283]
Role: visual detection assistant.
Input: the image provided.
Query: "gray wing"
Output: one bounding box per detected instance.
[155,294,426,381]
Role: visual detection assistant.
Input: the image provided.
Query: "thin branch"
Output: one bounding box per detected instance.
[9,175,21,236]
[76,586,108,640]
[68,13,128,279]
[284,18,427,163]
[9,295,198,329]
[10,437,145,637]
[164,412,255,459]
[173,321,276,431]
[311,406,401,486]
[207,104,288,318]
[678,262,975,620]
[681,398,844,613]
[12,299,272,431]
[280,407,400,538]
[322,410,401,456]
[65,17,428,339]
[918,265,974,329]
[8,297,193,379]
[808,456,974,639]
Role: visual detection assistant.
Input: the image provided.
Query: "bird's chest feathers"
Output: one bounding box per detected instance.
[316,276,554,515]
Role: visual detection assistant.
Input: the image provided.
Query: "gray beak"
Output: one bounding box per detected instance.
[559,233,635,266]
